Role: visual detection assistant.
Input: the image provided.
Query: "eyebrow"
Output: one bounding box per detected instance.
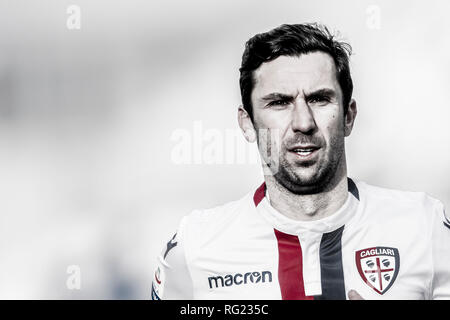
[260,92,294,102]
[260,88,337,102]
[304,88,337,100]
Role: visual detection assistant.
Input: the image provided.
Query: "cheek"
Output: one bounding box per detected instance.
[317,111,345,143]
[255,109,290,127]
[254,111,291,138]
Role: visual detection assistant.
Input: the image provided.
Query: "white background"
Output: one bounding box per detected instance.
[0,0,449,298]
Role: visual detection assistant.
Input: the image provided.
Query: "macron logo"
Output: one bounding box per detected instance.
[208,271,272,289]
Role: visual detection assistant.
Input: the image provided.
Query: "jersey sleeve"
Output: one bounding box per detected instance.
[430,200,450,299]
[151,216,194,300]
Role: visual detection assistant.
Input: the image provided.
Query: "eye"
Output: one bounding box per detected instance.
[307,96,331,106]
[266,100,290,108]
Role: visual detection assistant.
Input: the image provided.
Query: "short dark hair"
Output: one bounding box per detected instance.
[239,23,353,121]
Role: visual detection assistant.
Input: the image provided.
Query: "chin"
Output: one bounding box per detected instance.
[283,181,328,195]
[274,159,340,194]
[291,166,322,183]
[274,171,326,195]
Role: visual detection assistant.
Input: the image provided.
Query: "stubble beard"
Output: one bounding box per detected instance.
[266,132,346,195]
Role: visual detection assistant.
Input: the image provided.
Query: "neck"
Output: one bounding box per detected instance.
[264,164,348,222]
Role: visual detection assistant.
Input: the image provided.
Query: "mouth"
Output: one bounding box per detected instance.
[288,146,321,160]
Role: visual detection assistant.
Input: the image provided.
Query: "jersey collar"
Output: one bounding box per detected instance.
[254,178,360,235]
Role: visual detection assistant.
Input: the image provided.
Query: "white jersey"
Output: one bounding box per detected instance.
[151,178,450,300]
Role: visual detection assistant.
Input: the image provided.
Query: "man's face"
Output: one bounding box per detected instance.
[249,52,351,194]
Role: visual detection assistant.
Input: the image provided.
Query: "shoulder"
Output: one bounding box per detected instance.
[355,179,445,223]
[357,180,442,209]
[180,191,254,238]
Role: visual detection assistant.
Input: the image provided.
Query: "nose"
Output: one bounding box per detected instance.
[291,100,317,134]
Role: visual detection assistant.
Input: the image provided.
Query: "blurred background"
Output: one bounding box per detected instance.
[0,0,449,299]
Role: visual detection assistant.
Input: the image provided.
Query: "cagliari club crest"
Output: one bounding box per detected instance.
[355,246,400,295]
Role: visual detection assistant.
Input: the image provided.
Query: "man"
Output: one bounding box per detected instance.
[151,23,450,300]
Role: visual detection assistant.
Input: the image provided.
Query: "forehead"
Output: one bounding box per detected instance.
[252,52,340,98]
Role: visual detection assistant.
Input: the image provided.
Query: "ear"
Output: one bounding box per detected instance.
[238,106,257,143]
[344,99,357,137]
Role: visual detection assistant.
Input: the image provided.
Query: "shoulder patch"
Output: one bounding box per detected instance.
[164,232,178,259]
[443,209,450,230]
[151,281,161,300]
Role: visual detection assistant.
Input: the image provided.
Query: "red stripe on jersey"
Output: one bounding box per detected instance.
[274,229,314,300]
[253,182,266,207]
